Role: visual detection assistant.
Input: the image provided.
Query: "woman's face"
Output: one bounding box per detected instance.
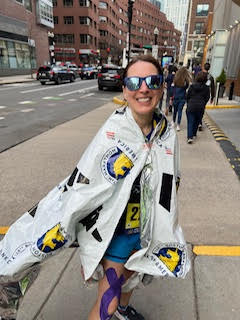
[123,61,163,118]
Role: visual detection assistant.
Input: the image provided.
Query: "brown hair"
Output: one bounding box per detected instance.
[122,55,163,80]
[173,67,192,87]
[195,71,208,83]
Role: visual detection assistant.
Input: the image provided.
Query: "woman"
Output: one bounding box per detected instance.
[165,65,178,115]
[0,56,190,320]
[186,71,210,144]
[172,67,192,131]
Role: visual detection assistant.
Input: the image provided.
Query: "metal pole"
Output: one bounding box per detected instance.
[127,0,134,64]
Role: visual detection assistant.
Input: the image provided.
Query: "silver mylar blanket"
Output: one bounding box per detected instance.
[0,106,190,285]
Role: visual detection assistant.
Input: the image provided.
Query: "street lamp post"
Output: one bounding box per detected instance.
[154,27,159,45]
[127,0,135,63]
[152,27,159,59]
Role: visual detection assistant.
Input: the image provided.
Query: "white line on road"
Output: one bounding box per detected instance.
[19,101,35,104]
[20,79,92,93]
[79,93,95,99]
[20,108,34,112]
[68,98,77,101]
[0,106,6,109]
[58,85,97,96]
[0,117,5,120]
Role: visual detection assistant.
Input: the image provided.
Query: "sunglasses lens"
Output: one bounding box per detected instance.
[146,75,161,89]
[125,77,141,91]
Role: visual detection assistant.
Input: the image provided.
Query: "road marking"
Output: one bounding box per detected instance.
[47,103,57,106]
[193,246,240,256]
[0,116,5,120]
[0,106,6,109]
[20,108,34,112]
[19,101,35,104]
[68,98,77,101]
[0,226,9,234]
[58,85,97,96]
[42,96,62,100]
[79,93,95,99]
[20,80,86,93]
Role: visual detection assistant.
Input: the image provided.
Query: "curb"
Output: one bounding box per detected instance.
[0,79,36,86]
[112,96,125,105]
[204,112,240,180]
[206,105,240,109]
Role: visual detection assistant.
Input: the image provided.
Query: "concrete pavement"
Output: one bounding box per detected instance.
[0,75,240,320]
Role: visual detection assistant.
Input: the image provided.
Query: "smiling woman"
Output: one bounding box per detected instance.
[0,55,190,320]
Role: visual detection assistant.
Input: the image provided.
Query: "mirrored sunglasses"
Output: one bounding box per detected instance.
[123,75,163,91]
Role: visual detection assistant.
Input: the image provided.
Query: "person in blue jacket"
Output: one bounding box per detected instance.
[171,67,192,131]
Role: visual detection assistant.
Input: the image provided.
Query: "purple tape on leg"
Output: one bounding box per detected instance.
[100,267,124,320]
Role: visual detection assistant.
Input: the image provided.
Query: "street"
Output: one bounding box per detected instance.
[0,79,118,152]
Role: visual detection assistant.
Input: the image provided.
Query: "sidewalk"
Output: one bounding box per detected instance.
[0,73,37,85]
[0,94,239,319]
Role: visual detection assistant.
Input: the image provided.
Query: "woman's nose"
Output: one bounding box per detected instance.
[139,80,149,91]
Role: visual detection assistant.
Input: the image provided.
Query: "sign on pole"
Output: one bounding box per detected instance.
[152,45,158,59]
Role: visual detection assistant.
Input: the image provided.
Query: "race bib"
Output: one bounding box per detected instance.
[125,203,140,232]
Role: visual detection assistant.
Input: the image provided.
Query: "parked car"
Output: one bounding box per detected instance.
[97,64,123,91]
[66,64,79,78]
[37,65,76,85]
[80,65,98,79]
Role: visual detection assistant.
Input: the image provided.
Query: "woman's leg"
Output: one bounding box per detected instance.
[177,100,185,125]
[88,259,135,320]
[186,111,194,139]
[173,100,178,123]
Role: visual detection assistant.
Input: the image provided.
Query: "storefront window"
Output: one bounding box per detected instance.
[0,40,9,68]
[7,41,17,68]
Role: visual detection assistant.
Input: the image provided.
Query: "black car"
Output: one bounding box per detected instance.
[80,66,98,79]
[97,65,123,91]
[37,65,76,85]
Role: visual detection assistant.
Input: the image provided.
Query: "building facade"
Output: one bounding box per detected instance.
[160,0,190,60]
[52,0,181,66]
[0,0,54,76]
[183,0,215,68]
[205,0,240,99]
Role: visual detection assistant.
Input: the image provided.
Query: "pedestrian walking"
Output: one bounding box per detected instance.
[165,65,177,115]
[198,62,216,131]
[171,67,192,131]
[186,71,210,144]
[0,55,190,320]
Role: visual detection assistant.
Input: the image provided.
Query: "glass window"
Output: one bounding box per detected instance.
[196,4,209,16]
[16,0,23,3]
[195,22,205,34]
[53,0,57,6]
[54,16,58,24]
[79,0,91,7]
[24,0,32,11]
[99,16,107,22]
[79,16,92,25]
[80,34,92,44]
[64,16,74,24]
[63,0,73,7]
[99,1,107,9]
[0,40,9,68]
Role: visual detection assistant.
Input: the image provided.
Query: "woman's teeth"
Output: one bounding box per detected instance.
[137,97,150,102]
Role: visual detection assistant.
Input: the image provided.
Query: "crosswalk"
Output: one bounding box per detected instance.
[0,92,98,121]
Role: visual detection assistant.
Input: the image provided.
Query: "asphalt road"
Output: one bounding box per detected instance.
[0,79,119,152]
[207,108,240,151]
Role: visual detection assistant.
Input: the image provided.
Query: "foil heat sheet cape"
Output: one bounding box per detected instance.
[0,106,190,283]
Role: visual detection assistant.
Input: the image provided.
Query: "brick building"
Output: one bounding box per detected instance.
[0,0,54,76]
[52,0,181,66]
[183,0,215,68]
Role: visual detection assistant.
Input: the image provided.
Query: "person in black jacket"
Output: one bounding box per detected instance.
[186,71,210,143]
[198,62,216,131]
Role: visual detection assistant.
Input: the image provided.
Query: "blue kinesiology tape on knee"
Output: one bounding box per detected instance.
[100,267,125,320]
